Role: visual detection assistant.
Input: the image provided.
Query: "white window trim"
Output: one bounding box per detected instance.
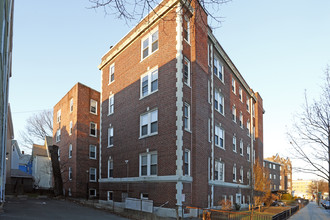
[108,94,114,115]
[232,106,237,123]
[108,127,114,147]
[108,159,113,178]
[56,129,61,142]
[70,98,73,113]
[90,99,98,115]
[140,67,158,99]
[69,121,73,135]
[239,112,243,129]
[107,191,114,201]
[141,27,159,61]
[232,78,236,94]
[183,57,191,87]
[139,152,157,177]
[214,90,224,115]
[233,135,237,152]
[89,189,97,197]
[239,166,244,183]
[69,144,72,159]
[184,16,190,44]
[184,149,190,176]
[89,168,97,182]
[247,145,251,161]
[214,56,224,82]
[57,109,61,123]
[140,109,158,138]
[239,87,243,102]
[69,167,72,180]
[215,125,225,149]
[233,164,237,182]
[215,160,225,181]
[109,63,115,85]
[184,102,191,132]
[89,145,97,159]
[90,122,97,137]
[240,140,244,156]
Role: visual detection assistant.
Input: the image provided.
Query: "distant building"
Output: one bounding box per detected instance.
[5,140,33,194]
[292,179,313,199]
[263,160,281,191]
[265,154,292,193]
[0,0,14,203]
[53,83,100,198]
[97,0,264,217]
[32,137,53,189]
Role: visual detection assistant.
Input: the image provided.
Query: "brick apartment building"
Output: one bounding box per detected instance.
[263,160,281,191]
[53,83,100,198]
[97,0,264,217]
[265,154,292,194]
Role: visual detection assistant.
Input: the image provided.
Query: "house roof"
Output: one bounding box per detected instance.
[11,169,32,178]
[32,144,48,157]
[19,154,31,165]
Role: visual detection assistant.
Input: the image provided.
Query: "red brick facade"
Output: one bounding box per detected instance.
[98,0,264,212]
[53,83,100,198]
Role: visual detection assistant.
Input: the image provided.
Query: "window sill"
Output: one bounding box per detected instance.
[184,82,191,88]
[139,90,158,100]
[215,109,225,116]
[108,112,114,116]
[89,134,97,138]
[89,157,97,160]
[90,112,98,115]
[184,128,192,133]
[89,180,97,183]
[139,132,158,139]
[108,80,115,86]
[107,145,114,148]
[140,49,158,62]
[184,39,190,46]
[215,145,225,150]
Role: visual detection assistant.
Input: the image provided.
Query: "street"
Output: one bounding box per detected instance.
[0,197,129,220]
[289,201,330,220]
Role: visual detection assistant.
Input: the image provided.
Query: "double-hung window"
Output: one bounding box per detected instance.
[69,121,73,135]
[140,109,158,137]
[89,145,96,159]
[247,145,251,161]
[239,87,243,102]
[90,122,97,137]
[141,69,158,98]
[214,90,224,114]
[240,167,243,183]
[232,106,236,122]
[140,152,157,176]
[246,96,250,112]
[239,112,243,128]
[142,29,158,60]
[233,136,237,152]
[108,159,113,178]
[57,109,61,123]
[247,120,251,136]
[109,64,115,84]
[70,98,73,112]
[184,150,190,176]
[56,129,61,142]
[214,56,223,81]
[108,94,114,115]
[184,103,190,131]
[183,16,190,43]
[183,57,190,86]
[69,144,72,158]
[69,167,72,180]
[215,125,224,149]
[233,164,237,182]
[90,99,97,114]
[232,78,236,94]
[215,161,225,181]
[89,168,97,182]
[240,140,243,156]
[108,127,113,147]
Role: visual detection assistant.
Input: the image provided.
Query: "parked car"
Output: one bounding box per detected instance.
[322,201,330,209]
[271,200,286,207]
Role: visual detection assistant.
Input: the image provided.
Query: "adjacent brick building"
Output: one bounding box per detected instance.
[263,160,281,191]
[98,0,264,217]
[265,154,292,193]
[53,83,100,198]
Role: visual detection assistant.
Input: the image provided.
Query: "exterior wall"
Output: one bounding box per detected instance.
[32,156,53,189]
[0,0,14,203]
[265,155,292,193]
[292,180,313,199]
[98,0,263,213]
[53,83,100,198]
[263,160,281,191]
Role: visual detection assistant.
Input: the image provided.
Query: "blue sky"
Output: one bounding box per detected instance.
[9,0,330,179]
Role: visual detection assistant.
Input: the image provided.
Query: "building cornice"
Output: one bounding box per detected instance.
[99,175,193,183]
[208,29,257,102]
[98,0,180,70]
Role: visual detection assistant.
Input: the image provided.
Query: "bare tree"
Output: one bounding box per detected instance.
[20,109,53,148]
[287,67,330,197]
[88,0,231,27]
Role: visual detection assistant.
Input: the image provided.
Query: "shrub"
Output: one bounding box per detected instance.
[281,193,293,200]
[220,199,232,211]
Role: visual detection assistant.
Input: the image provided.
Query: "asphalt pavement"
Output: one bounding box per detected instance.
[289,201,330,220]
[0,197,129,220]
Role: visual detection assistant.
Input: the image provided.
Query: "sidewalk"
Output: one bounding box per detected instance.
[289,201,330,220]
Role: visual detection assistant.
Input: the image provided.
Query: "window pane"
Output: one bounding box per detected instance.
[143,48,149,58]
[141,114,148,125]
[151,121,157,133]
[142,155,147,165]
[141,166,147,176]
[152,41,158,52]
[150,164,157,175]
[141,125,148,136]
[143,38,149,49]
[142,76,148,96]
[151,154,157,164]
[151,110,158,122]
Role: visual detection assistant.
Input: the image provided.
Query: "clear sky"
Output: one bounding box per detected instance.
[9,0,330,180]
